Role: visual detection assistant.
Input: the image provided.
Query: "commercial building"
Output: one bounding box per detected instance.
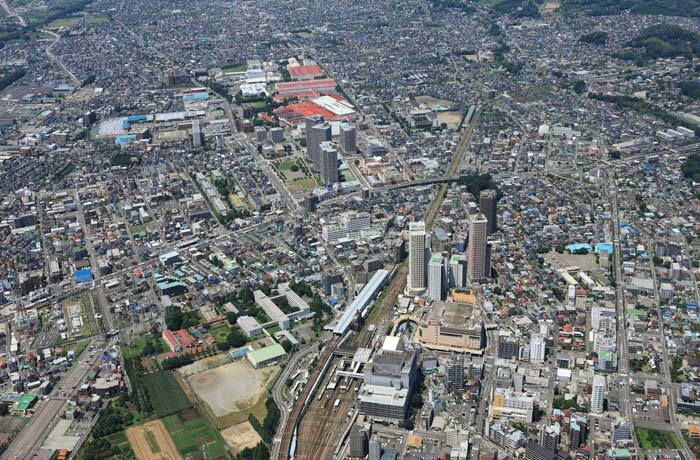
[479,189,497,235]
[319,141,339,184]
[407,221,427,294]
[591,374,606,414]
[540,424,560,453]
[359,342,419,422]
[467,213,490,280]
[491,388,537,422]
[444,357,464,391]
[497,335,520,360]
[419,301,486,354]
[427,254,446,301]
[275,78,337,97]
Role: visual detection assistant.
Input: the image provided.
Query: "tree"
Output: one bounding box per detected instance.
[165,306,183,330]
[280,339,293,353]
[227,329,247,348]
[573,80,586,94]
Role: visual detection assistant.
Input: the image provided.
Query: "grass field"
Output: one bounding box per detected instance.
[143,371,192,417]
[222,63,246,73]
[636,428,682,450]
[86,14,109,24]
[163,408,228,460]
[47,16,81,28]
[287,178,317,193]
[209,323,230,348]
[122,336,147,360]
[278,160,299,170]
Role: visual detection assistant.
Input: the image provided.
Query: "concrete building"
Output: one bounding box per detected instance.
[448,254,467,289]
[467,213,490,280]
[254,290,290,330]
[444,357,464,391]
[591,374,606,414]
[540,424,560,453]
[306,118,330,168]
[349,424,369,458]
[408,221,427,294]
[428,254,446,301]
[479,189,497,235]
[340,123,357,154]
[530,334,546,363]
[319,141,339,184]
[419,302,486,354]
[491,388,536,422]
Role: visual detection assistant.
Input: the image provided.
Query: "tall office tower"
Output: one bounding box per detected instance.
[444,357,464,391]
[591,374,606,414]
[479,189,497,235]
[319,141,339,184]
[529,334,546,363]
[449,254,467,289]
[540,424,560,453]
[467,213,489,281]
[340,123,357,154]
[428,254,446,301]
[408,222,427,293]
[306,118,331,168]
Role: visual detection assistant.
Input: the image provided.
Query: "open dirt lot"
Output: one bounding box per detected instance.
[186,360,279,417]
[126,420,179,460]
[221,421,263,454]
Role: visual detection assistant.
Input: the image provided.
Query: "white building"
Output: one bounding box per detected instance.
[591,374,606,414]
[467,213,489,280]
[408,222,427,294]
[529,334,546,363]
[449,254,467,289]
[428,254,446,301]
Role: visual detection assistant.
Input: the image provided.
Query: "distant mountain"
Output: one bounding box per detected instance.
[561,0,700,17]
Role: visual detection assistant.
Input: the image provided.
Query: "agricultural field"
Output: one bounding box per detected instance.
[142,371,192,417]
[86,14,109,24]
[162,408,229,460]
[46,16,81,28]
[636,427,682,450]
[221,421,262,455]
[125,420,179,460]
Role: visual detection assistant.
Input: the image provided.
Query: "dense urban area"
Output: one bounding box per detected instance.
[1,0,700,459]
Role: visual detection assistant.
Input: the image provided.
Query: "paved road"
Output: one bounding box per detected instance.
[2,338,115,459]
[0,0,26,26]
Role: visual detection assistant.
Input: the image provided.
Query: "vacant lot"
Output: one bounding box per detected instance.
[188,360,277,417]
[437,111,465,130]
[221,421,262,455]
[126,420,179,460]
[163,408,228,460]
[143,371,192,417]
[636,427,682,450]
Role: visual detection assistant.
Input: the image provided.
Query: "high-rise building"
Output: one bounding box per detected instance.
[449,254,467,289]
[428,254,446,301]
[306,118,331,168]
[591,374,606,414]
[340,123,357,154]
[497,335,520,360]
[444,357,464,391]
[349,424,369,458]
[530,334,546,363]
[408,222,426,293]
[569,416,588,449]
[319,141,339,184]
[540,424,560,453]
[479,189,497,235]
[467,213,490,280]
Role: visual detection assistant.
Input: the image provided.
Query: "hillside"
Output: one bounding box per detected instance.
[561,0,700,17]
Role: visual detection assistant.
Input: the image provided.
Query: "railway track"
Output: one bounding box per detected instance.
[278,335,340,460]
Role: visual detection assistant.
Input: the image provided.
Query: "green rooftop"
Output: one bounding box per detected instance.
[16,394,37,412]
[248,343,286,363]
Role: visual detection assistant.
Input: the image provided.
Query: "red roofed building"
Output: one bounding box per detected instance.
[275,78,337,97]
[162,328,196,352]
[289,65,325,80]
[274,100,354,126]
